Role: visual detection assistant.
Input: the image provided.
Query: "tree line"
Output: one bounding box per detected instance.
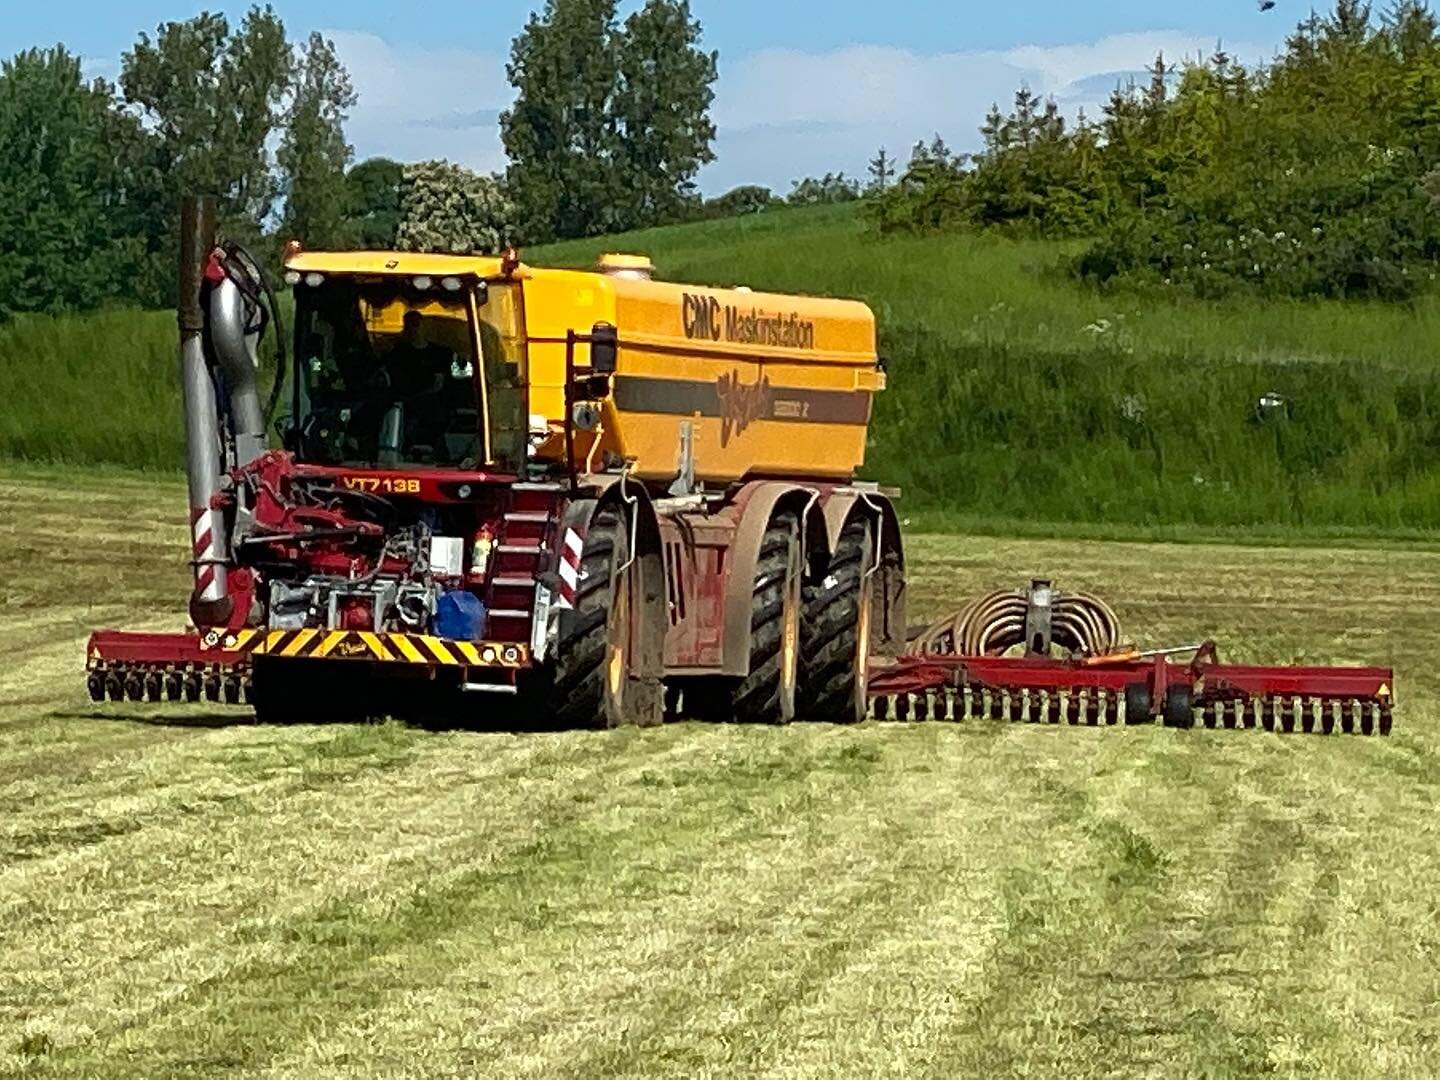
[0,0,722,319]
[15,0,1428,320]
[873,1,1440,300]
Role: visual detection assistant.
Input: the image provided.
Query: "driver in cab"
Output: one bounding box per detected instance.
[375,311,458,463]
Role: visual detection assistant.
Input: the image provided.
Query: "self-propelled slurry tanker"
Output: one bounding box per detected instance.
[87,198,1395,735]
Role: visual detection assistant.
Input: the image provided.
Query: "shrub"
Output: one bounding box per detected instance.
[395,161,518,255]
[875,3,1440,300]
[702,185,779,219]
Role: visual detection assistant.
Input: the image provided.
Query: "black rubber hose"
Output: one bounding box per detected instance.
[259,264,288,423]
[217,242,289,424]
[914,586,1121,658]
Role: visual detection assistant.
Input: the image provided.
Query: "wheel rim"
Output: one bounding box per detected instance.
[777,519,804,721]
[855,573,873,719]
[780,577,799,716]
[605,562,629,711]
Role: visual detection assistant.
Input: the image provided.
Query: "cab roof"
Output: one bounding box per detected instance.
[283,250,509,278]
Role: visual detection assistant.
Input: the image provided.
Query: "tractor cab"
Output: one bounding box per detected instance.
[284,252,530,475]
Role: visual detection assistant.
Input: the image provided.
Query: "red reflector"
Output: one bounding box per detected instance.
[338,598,374,631]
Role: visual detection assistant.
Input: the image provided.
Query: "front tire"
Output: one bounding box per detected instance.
[542,503,662,730]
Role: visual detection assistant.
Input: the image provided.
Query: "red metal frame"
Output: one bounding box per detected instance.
[87,631,238,666]
[868,640,1394,735]
[287,462,520,505]
[869,653,1394,702]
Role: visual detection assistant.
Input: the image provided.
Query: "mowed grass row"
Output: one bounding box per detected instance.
[1,465,1437,1077]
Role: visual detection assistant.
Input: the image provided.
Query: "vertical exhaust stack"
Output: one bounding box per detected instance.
[207,253,268,470]
[178,195,232,624]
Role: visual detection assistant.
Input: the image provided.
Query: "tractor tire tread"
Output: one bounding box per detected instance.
[732,511,799,724]
[801,516,871,723]
[546,506,625,728]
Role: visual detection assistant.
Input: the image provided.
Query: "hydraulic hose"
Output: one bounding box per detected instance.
[259,262,288,423]
[913,586,1122,659]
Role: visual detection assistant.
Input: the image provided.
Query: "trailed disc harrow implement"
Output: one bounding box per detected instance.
[869,581,1395,736]
[86,632,253,706]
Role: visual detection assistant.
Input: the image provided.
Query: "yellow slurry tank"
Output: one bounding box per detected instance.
[280,248,884,485]
[522,255,884,484]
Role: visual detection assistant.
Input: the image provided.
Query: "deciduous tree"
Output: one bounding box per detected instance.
[501,0,717,240]
[501,0,621,241]
[278,32,357,249]
[345,158,404,249]
[396,161,517,255]
[121,5,294,247]
[612,0,717,227]
[0,47,153,317]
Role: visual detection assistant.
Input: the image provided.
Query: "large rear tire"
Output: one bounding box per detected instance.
[800,515,874,724]
[731,510,803,725]
[542,503,662,730]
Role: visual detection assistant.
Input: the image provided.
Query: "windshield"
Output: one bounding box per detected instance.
[293,281,487,470]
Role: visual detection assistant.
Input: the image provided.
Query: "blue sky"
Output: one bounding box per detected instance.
[3,1,1294,193]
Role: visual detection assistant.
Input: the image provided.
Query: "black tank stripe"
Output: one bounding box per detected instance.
[612,375,872,426]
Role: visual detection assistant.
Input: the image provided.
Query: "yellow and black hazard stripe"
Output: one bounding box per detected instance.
[202,628,528,668]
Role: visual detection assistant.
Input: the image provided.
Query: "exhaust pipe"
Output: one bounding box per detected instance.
[179,197,278,627]
[179,196,231,621]
[208,271,268,470]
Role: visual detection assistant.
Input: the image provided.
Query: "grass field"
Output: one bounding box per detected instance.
[2,463,1435,1077]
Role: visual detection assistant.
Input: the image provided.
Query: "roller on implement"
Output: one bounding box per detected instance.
[867,581,1394,735]
[84,196,1395,734]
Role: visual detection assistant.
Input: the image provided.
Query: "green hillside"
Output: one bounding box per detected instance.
[0,308,175,467]
[536,204,1440,367]
[3,204,1438,532]
[548,206,1440,532]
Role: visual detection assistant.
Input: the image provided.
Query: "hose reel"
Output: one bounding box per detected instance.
[912,579,1123,659]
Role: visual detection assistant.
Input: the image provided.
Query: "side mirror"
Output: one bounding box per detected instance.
[590,322,618,374]
[572,402,603,432]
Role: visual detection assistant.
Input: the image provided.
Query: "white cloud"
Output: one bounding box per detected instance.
[326,30,510,175]
[80,55,121,83]
[1003,32,1230,93]
[77,27,1279,197]
[702,31,1274,194]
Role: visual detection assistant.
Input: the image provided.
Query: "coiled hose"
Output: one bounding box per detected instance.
[913,586,1122,659]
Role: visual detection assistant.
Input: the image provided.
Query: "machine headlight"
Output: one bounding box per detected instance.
[412,275,433,291]
[441,276,463,292]
[303,272,325,287]
[284,270,301,286]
